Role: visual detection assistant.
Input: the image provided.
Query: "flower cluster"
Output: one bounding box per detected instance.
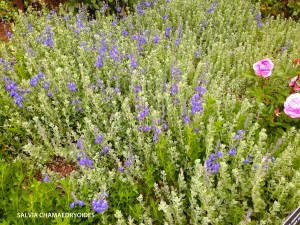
[182,113,190,124]
[30,73,45,87]
[40,26,54,48]
[95,37,107,68]
[165,26,172,38]
[137,106,149,120]
[228,130,244,155]
[78,152,93,168]
[205,151,222,174]
[4,77,25,108]
[228,147,237,156]
[124,155,135,166]
[137,125,152,132]
[100,146,109,154]
[206,1,217,13]
[100,3,108,14]
[109,45,122,62]
[153,128,162,142]
[92,193,108,213]
[152,35,160,44]
[94,134,104,144]
[136,1,153,16]
[67,82,77,92]
[170,83,178,95]
[191,86,206,115]
[254,12,263,27]
[234,129,244,140]
[133,85,142,93]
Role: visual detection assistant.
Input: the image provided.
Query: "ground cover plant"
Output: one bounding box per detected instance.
[0,0,300,224]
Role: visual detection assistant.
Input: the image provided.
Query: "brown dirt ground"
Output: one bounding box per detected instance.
[0,22,10,42]
[0,0,69,42]
[34,155,77,181]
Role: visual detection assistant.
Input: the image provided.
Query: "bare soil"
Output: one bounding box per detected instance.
[34,155,77,181]
[0,22,10,42]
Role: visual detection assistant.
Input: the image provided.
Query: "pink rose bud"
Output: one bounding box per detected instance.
[274,108,280,116]
[289,75,300,91]
[284,93,300,118]
[253,58,274,78]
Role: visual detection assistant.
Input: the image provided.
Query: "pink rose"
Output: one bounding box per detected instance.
[284,93,300,118]
[289,76,300,91]
[253,58,274,78]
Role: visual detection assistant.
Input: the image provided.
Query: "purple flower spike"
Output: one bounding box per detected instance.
[101,146,109,154]
[92,199,108,213]
[207,7,215,13]
[121,29,128,36]
[228,147,237,155]
[152,35,160,44]
[174,37,180,45]
[206,159,212,168]
[209,154,215,160]
[133,85,142,93]
[70,202,75,209]
[216,151,222,157]
[182,114,190,124]
[137,106,149,120]
[234,135,240,139]
[77,139,83,149]
[143,125,151,132]
[43,174,50,182]
[30,76,39,86]
[237,130,243,135]
[67,82,77,92]
[173,98,179,104]
[170,83,178,95]
[44,83,49,90]
[95,134,103,144]
[5,80,16,91]
[212,163,220,173]
[79,157,87,166]
[130,57,138,69]
[78,200,85,206]
[163,124,168,130]
[263,164,267,169]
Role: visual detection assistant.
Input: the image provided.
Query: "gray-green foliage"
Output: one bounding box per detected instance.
[0,0,299,224]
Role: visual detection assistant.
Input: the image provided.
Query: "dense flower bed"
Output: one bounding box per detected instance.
[0,0,299,224]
